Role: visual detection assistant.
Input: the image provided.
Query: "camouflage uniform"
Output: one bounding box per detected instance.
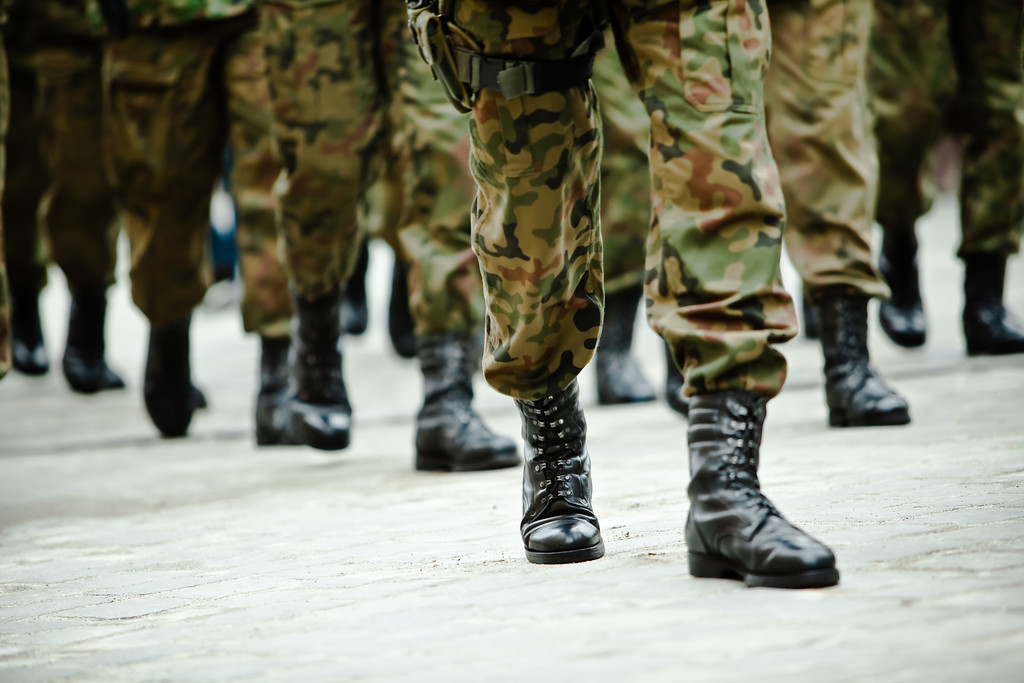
[767,0,889,300]
[3,3,120,297]
[871,0,1024,258]
[451,0,794,401]
[103,1,281,329]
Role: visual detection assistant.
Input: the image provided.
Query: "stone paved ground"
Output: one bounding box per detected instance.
[1,196,1022,682]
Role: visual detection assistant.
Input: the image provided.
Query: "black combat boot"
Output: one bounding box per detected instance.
[962,253,1024,356]
[341,240,369,336]
[255,335,291,445]
[664,342,689,417]
[282,289,352,450]
[388,259,417,359]
[878,229,926,348]
[62,283,126,394]
[595,285,656,405]
[686,390,839,589]
[514,381,604,564]
[414,334,519,471]
[10,282,48,375]
[144,315,202,438]
[815,288,910,428]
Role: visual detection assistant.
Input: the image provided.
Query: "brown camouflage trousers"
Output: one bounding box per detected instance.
[260,0,487,337]
[3,38,120,298]
[453,0,795,400]
[768,0,889,300]
[871,0,1024,257]
[104,14,285,328]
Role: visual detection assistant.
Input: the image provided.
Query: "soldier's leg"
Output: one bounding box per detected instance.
[383,0,518,472]
[261,0,387,450]
[592,42,656,406]
[615,0,836,587]
[767,0,909,427]
[220,24,294,445]
[31,39,125,394]
[3,57,51,376]
[870,0,954,347]
[104,22,235,437]
[952,0,1024,355]
[447,0,605,564]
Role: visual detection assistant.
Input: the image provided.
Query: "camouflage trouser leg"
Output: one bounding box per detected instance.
[593,35,649,295]
[222,27,291,339]
[453,1,605,400]
[872,0,1024,257]
[392,4,484,338]
[2,58,50,295]
[949,0,1024,257]
[104,22,248,326]
[767,0,888,300]
[260,0,388,301]
[619,0,794,398]
[32,40,119,293]
[0,30,10,380]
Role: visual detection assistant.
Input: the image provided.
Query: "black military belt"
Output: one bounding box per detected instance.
[452,47,596,100]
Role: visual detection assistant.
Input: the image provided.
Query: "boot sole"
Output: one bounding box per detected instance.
[829,407,911,428]
[415,450,520,472]
[688,552,839,589]
[526,540,605,565]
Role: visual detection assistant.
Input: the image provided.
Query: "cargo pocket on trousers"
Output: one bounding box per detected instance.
[682,0,766,114]
[106,61,180,192]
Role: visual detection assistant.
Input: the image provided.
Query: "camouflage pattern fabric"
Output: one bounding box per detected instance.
[593,37,649,296]
[86,0,252,30]
[226,27,291,339]
[2,53,50,297]
[871,0,1024,257]
[767,0,889,300]
[103,13,262,326]
[451,0,795,401]
[0,4,10,380]
[261,0,487,339]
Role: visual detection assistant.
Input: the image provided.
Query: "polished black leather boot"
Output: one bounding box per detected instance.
[255,335,290,446]
[686,390,839,589]
[962,253,1024,356]
[388,259,416,359]
[415,334,519,471]
[514,381,604,564]
[878,229,926,347]
[664,342,689,417]
[341,239,369,336]
[62,283,126,394]
[283,289,352,450]
[816,289,910,428]
[596,285,655,405]
[10,283,48,375]
[144,315,201,438]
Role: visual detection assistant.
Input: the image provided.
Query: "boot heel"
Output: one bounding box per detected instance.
[688,552,742,581]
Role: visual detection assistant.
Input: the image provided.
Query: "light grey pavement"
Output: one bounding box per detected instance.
[1,195,1023,682]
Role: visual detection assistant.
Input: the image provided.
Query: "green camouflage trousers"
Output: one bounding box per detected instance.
[871,0,1024,257]
[453,0,794,400]
[3,39,120,297]
[768,0,888,300]
[0,22,10,381]
[260,0,486,337]
[104,14,285,328]
[594,0,890,305]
